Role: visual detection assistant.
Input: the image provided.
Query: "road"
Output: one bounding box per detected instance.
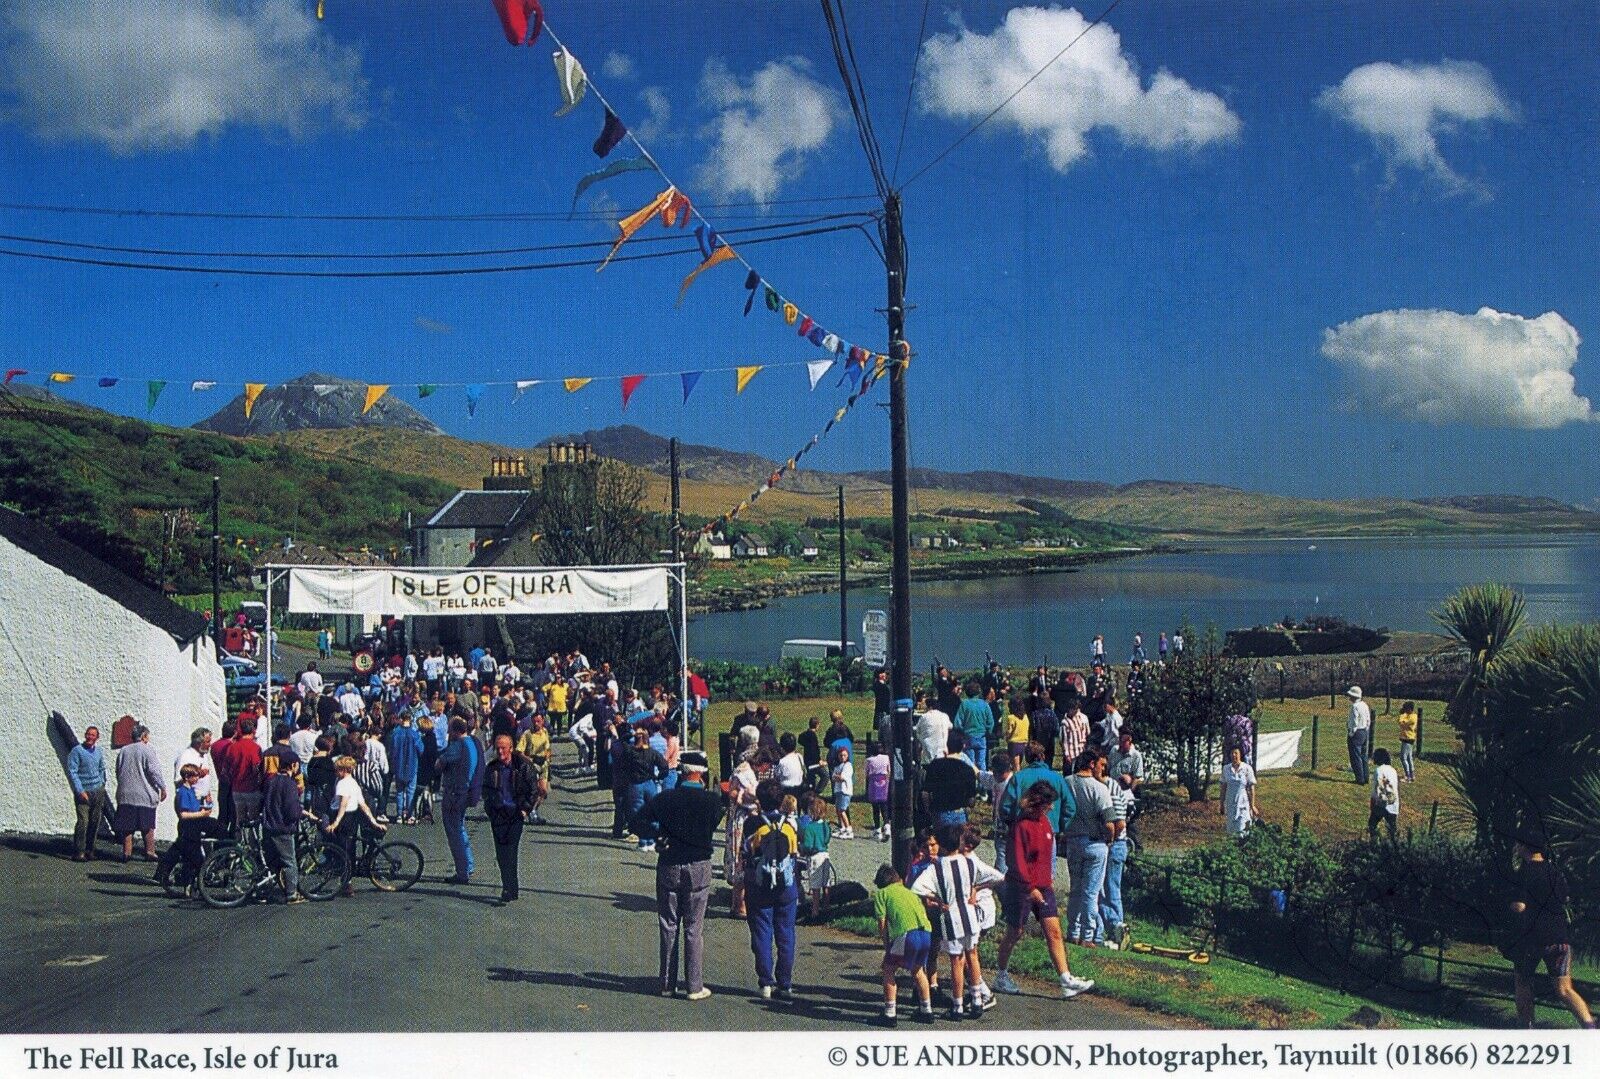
[0,743,1165,1033]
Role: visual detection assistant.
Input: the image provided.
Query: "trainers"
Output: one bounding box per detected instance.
[976,990,997,1011]
[993,971,1021,995]
[1102,939,1119,950]
[773,987,794,1003]
[914,1007,936,1024]
[286,894,307,906]
[759,986,773,1000]
[945,1007,965,1022]
[686,988,712,1002]
[1061,975,1094,997]
[878,1009,898,1027]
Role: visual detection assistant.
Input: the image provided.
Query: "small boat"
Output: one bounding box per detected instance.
[1307,544,1318,550]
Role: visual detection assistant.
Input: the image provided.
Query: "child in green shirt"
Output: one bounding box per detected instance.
[874,863,935,1025]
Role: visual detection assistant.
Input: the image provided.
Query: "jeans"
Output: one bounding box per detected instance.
[658,860,712,994]
[628,781,660,847]
[73,790,108,856]
[965,735,987,772]
[488,809,524,900]
[992,822,1010,877]
[1348,730,1370,785]
[393,777,416,820]
[661,771,679,791]
[231,791,263,830]
[1063,833,1109,944]
[747,893,799,990]
[1097,837,1128,942]
[264,831,299,899]
[1399,740,1415,780]
[1367,803,1397,842]
[441,792,473,878]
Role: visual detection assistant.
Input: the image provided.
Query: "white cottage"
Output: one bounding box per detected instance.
[0,509,226,841]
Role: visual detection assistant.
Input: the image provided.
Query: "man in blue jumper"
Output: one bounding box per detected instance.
[437,717,482,885]
[67,725,109,861]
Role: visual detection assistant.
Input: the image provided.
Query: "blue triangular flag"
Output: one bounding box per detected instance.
[97,377,119,388]
[680,371,703,403]
[742,271,760,316]
[465,383,485,417]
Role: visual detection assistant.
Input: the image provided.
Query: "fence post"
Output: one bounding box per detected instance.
[1428,801,1439,835]
[1416,705,1424,759]
[1292,811,1301,836]
[1311,715,1319,770]
[1385,664,1392,715]
[1329,670,1336,707]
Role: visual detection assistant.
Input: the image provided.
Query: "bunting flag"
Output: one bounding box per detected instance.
[242,383,266,419]
[807,359,833,390]
[680,370,702,403]
[3,369,25,384]
[797,316,815,337]
[782,302,798,326]
[312,384,336,396]
[620,374,645,410]
[676,244,737,306]
[593,108,627,157]
[316,0,324,19]
[49,372,74,383]
[743,271,761,315]
[570,156,651,214]
[466,383,485,416]
[514,379,540,398]
[192,381,217,392]
[599,186,676,271]
[662,190,692,228]
[765,287,780,312]
[417,384,438,398]
[874,354,888,380]
[806,325,825,347]
[563,377,591,393]
[492,0,544,46]
[97,377,118,388]
[552,47,587,116]
[735,365,762,394]
[146,380,166,411]
[822,333,841,353]
[361,384,388,414]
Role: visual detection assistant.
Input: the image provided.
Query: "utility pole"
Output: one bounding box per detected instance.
[885,191,916,873]
[670,437,682,564]
[837,485,848,686]
[210,475,223,657]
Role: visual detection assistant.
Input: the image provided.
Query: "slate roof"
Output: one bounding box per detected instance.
[0,507,210,644]
[423,490,534,529]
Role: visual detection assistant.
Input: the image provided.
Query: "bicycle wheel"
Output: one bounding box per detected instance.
[298,841,348,902]
[158,858,195,899]
[197,847,255,909]
[367,840,424,892]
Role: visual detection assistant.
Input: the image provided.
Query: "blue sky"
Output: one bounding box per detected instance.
[2,1,1597,504]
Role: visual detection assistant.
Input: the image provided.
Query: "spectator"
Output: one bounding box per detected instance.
[261,755,313,904]
[775,733,806,802]
[993,780,1095,1000]
[387,712,423,826]
[1062,749,1115,947]
[743,778,801,1002]
[1003,697,1030,761]
[436,717,481,885]
[221,716,264,829]
[873,863,935,1026]
[911,822,1002,1020]
[323,755,385,898]
[483,734,538,905]
[798,716,826,792]
[830,746,856,839]
[632,750,723,1000]
[864,742,891,841]
[921,730,978,827]
[912,692,952,767]
[954,681,993,771]
[1221,745,1258,837]
[797,795,834,923]
[1396,701,1419,782]
[1098,771,1133,949]
[67,725,109,862]
[113,723,167,863]
[1367,748,1400,842]
[1346,685,1371,785]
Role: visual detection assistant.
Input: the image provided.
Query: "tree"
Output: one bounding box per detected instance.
[1432,582,1525,747]
[1129,629,1257,802]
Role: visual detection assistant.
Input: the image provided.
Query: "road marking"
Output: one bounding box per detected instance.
[45,955,106,967]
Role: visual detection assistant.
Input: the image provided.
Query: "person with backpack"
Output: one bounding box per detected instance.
[743,778,801,1002]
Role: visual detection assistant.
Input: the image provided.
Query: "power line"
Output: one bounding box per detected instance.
[0,193,881,223]
[890,0,934,188]
[0,221,871,279]
[820,0,891,200]
[0,212,875,262]
[899,0,1126,192]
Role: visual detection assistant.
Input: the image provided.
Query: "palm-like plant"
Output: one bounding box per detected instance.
[1432,583,1526,745]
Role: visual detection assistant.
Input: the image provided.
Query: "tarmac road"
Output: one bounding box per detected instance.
[0,744,1164,1034]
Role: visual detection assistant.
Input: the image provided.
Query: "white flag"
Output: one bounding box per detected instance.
[552,48,587,117]
[807,359,833,391]
[191,380,217,392]
[515,379,540,398]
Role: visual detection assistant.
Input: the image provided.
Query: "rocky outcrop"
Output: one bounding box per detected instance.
[193,372,443,436]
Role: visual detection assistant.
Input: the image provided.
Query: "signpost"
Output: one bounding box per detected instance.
[863,609,888,670]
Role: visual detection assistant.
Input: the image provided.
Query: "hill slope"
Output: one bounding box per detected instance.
[194,371,443,436]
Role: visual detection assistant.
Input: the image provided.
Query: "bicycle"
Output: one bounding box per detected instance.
[197,819,348,908]
[346,824,424,891]
[156,829,230,899]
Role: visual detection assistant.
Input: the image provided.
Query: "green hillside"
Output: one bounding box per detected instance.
[0,396,454,592]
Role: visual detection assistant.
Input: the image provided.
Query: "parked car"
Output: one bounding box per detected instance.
[221,653,288,706]
[780,638,862,662]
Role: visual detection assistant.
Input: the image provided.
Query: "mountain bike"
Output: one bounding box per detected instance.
[197,820,348,908]
[156,829,230,899]
[348,825,424,891]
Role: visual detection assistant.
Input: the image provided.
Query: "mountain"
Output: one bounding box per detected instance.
[1,382,105,413]
[192,372,443,437]
[849,467,1111,500]
[1411,495,1581,515]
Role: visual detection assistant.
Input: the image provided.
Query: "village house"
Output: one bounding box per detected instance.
[732,532,769,558]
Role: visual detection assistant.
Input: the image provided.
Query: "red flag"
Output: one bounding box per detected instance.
[620,374,646,410]
[3,369,25,384]
[491,0,543,46]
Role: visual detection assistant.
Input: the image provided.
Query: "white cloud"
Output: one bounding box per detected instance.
[0,0,367,154]
[601,51,636,80]
[917,5,1239,173]
[697,57,839,203]
[1321,307,1592,429]
[1317,60,1515,191]
[634,86,672,143]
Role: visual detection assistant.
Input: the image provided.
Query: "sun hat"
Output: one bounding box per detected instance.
[1346,686,1363,700]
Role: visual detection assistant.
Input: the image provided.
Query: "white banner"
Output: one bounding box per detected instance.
[286,566,670,617]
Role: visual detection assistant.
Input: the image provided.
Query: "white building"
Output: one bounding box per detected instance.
[0,509,226,842]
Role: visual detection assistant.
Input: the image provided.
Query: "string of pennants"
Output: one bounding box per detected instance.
[0,355,874,418]
[487,1,887,372]
[702,339,910,536]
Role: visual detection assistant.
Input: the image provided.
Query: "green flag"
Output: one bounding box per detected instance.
[145,380,167,412]
[417,384,437,398]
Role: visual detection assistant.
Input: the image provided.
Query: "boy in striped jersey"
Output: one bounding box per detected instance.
[911,823,1003,1020]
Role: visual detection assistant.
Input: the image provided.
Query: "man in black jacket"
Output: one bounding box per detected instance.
[631,751,725,1000]
[261,756,314,905]
[483,733,538,904]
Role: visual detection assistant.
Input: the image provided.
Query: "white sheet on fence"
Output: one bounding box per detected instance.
[1212,729,1302,772]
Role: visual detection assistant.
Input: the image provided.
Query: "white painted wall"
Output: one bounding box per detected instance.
[0,537,226,841]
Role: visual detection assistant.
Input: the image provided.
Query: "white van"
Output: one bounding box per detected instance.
[780,639,862,662]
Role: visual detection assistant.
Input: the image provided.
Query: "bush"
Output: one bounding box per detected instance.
[695,657,870,702]
[1135,823,1338,927]
[1335,833,1502,952]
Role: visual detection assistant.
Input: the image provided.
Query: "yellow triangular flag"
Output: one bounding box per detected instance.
[49,372,74,383]
[564,378,592,393]
[362,384,389,414]
[782,302,798,325]
[242,383,266,419]
[735,365,763,394]
[873,354,888,380]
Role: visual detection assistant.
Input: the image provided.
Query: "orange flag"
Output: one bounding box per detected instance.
[362,385,388,414]
[243,383,266,419]
[564,378,592,393]
[599,186,676,271]
[735,365,763,394]
[675,245,737,306]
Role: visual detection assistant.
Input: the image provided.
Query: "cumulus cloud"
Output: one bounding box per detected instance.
[1317,60,1515,191]
[0,0,367,154]
[917,5,1239,173]
[1321,307,1592,429]
[601,51,636,80]
[697,57,839,203]
[634,86,672,143]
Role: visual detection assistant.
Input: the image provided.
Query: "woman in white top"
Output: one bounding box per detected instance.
[324,755,386,897]
[1220,746,1258,836]
[724,751,760,918]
